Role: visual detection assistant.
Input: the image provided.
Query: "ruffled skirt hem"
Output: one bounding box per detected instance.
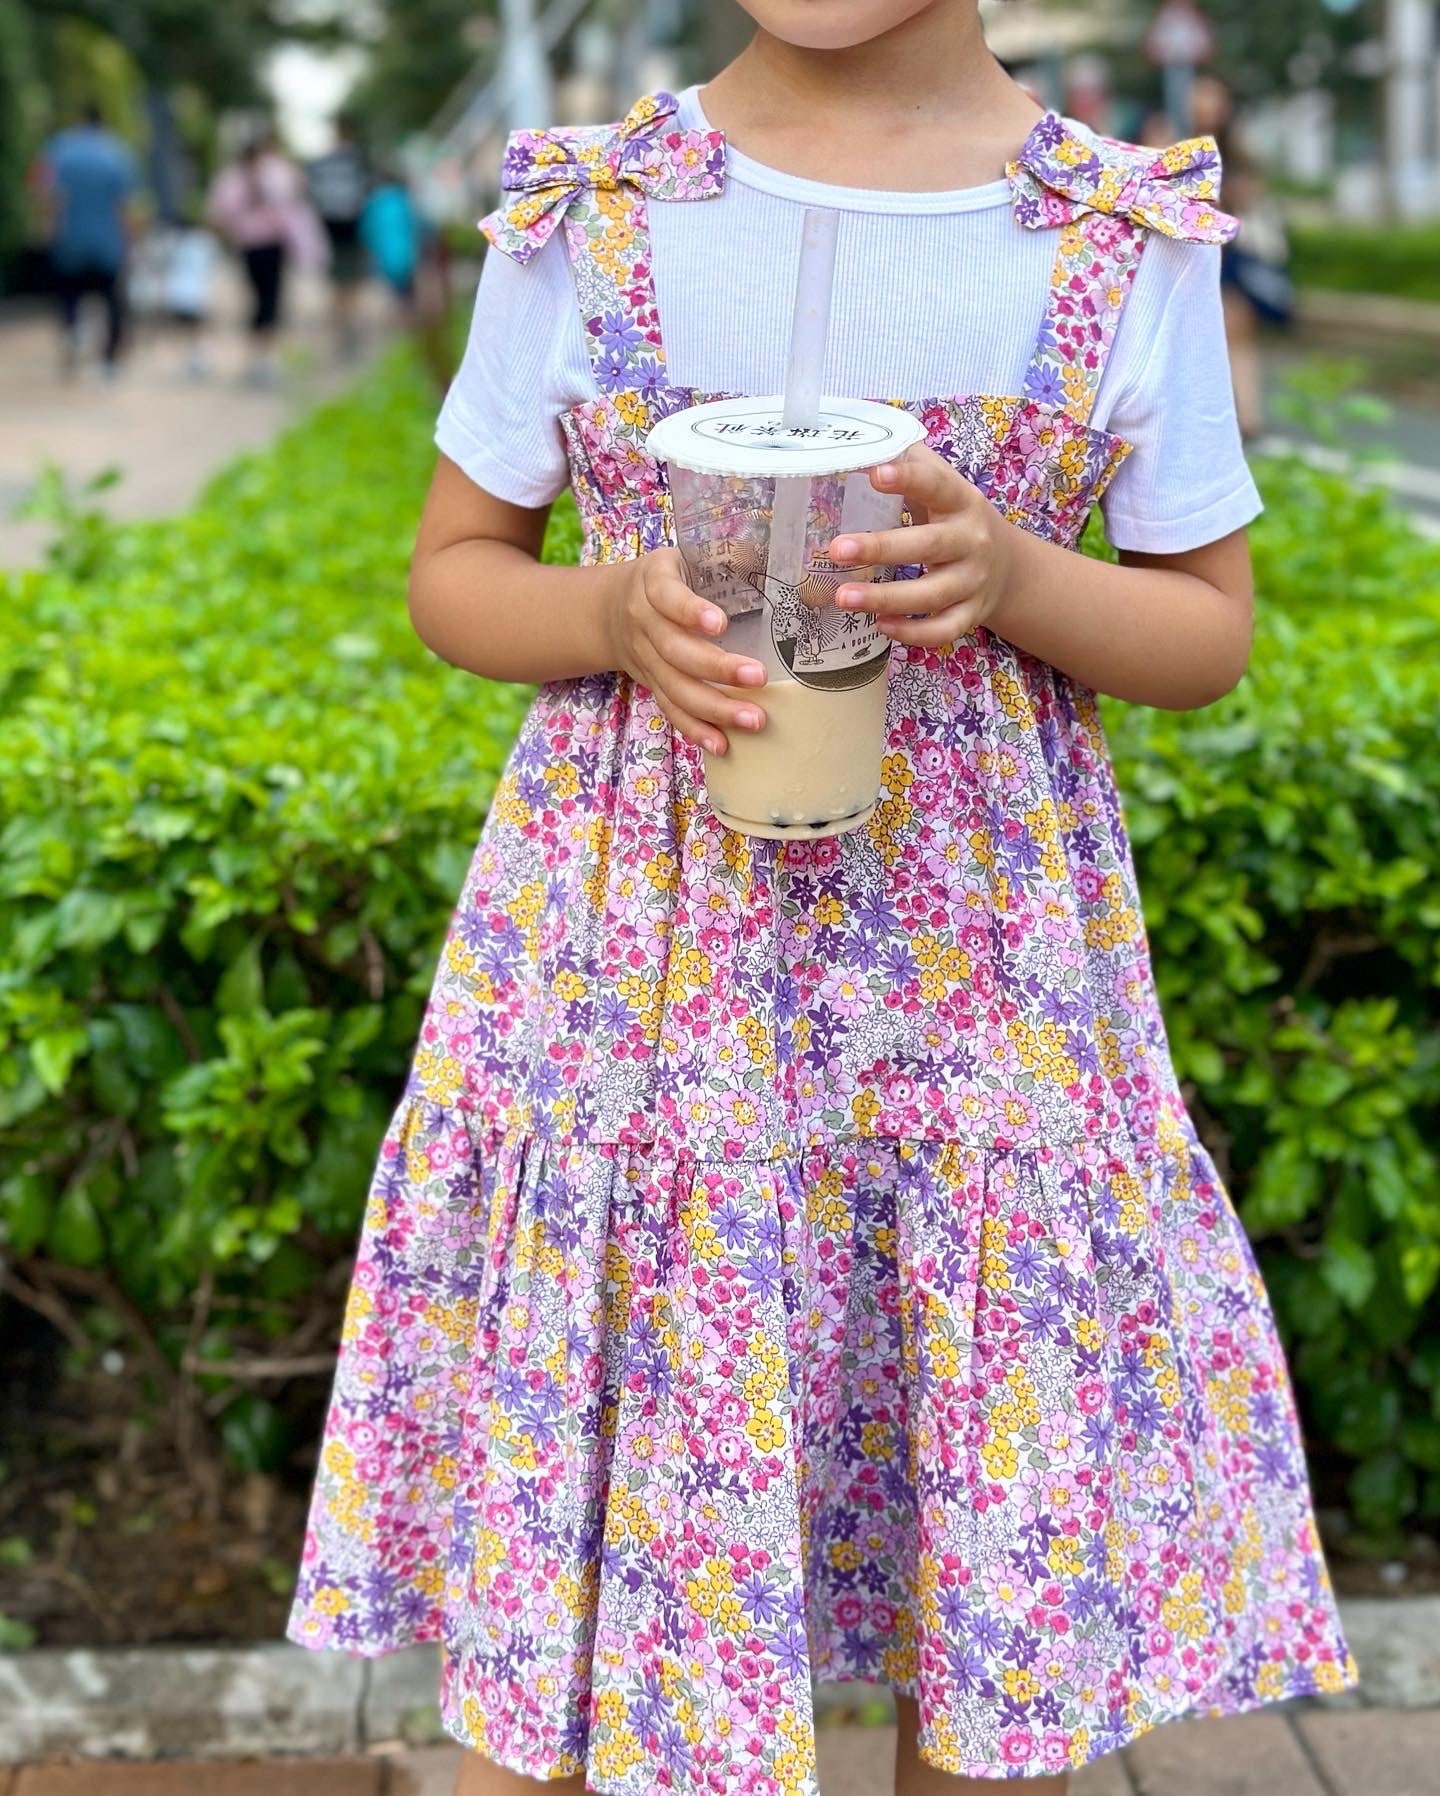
[288,1113,1355,1795]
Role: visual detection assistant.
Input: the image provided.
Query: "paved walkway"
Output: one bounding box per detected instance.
[5,1706,1440,1796]
[0,265,400,568]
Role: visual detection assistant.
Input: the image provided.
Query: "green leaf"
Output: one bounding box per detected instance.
[217,937,265,1019]
[30,1026,90,1097]
[220,1396,290,1474]
[1320,1236,1376,1312]
[47,1184,105,1267]
[0,1175,53,1256]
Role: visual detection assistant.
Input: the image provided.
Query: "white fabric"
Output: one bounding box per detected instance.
[436,86,1261,555]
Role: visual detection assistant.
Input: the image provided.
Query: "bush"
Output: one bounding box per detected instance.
[1102,453,1440,1543]
[0,350,565,1466]
[2,347,1438,1547]
[1291,219,1440,305]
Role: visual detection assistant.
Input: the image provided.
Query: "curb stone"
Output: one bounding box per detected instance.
[0,1596,1433,1764]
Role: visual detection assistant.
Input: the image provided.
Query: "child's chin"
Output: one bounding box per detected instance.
[741,0,938,53]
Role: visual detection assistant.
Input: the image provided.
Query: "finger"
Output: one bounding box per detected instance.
[650,617,771,690]
[829,519,956,572]
[632,652,732,754]
[838,567,977,618]
[646,570,732,639]
[871,443,978,514]
[877,601,987,647]
[660,667,768,737]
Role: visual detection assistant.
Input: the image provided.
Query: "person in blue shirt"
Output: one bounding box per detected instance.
[36,104,140,375]
[359,167,425,311]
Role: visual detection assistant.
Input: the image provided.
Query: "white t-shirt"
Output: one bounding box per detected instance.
[436,87,1261,555]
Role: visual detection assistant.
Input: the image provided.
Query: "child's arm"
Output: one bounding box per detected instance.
[409,456,768,751]
[830,448,1253,711]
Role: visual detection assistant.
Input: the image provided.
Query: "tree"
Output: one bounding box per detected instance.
[1127,0,1371,103]
[347,0,498,148]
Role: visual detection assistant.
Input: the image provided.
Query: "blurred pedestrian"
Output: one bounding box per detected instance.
[32,102,140,380]
[164,214,222,380]
[308,114,372,362]
[207,126,327,386]
[360,166,424,314]
[1193,76,1293,441]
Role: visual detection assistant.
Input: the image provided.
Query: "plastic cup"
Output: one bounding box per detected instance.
[647,395,924,841]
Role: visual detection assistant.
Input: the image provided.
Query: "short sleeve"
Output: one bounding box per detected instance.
[433,233,593,508]
[1095,236,1262,555]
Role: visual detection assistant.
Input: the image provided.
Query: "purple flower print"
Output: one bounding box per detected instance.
[1024,363,1066,406]
[592,309,645,357]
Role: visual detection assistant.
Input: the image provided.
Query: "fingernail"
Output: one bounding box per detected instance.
[737,710,763,730]
[702,608,725,632]
[706,736,724,754]
[737,662,766,684]
[874,463,897,484]
[837,585,866,607]
[832,536,859,561]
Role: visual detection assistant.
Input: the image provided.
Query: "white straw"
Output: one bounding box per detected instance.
[762,209,841,678]
[782,208,840,430]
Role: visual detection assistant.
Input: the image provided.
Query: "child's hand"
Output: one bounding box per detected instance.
[829,445,1015,647]
[605,548,768,755]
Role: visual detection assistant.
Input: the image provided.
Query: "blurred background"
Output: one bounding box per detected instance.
[2,2,1440,1789]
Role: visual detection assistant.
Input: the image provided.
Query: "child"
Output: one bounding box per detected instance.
[163,216,221,379]
[289,5,1356,1792]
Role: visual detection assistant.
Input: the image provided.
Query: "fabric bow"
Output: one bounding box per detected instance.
[1008,113,1238,245]
[481,90,726,264]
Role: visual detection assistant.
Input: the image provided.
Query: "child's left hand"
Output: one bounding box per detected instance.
[828,444,1016,647]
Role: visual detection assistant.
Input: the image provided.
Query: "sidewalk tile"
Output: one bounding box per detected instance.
[382,1729,1136,1794]
[1294,1707,1440,1796]
[387,1747,461,1796]
[817,1725,895,1795]
[1075,1749,1135,1794]
[1127,1711,1321,1796]
[14,1760,383,1796]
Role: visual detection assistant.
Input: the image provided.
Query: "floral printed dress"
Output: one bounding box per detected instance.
[289,95,1356,1791]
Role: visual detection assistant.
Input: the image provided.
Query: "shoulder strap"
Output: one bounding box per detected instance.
[1009,113,1236,426]
[1023,213,1147,424]
[480,91,726,395]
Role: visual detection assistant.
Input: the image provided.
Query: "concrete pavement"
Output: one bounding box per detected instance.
[0,263,400,568]
[6,1706,1440,1795]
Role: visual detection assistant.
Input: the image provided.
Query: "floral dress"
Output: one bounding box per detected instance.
[289,95,1356,1791]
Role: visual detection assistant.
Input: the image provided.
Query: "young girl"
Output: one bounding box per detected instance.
[289,4,1357,1790]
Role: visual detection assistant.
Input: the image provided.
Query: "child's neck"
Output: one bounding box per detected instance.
[701,3,1042,193]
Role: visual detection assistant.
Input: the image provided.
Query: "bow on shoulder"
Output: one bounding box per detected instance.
[481,90,726,264]
[1008,113,1238,245]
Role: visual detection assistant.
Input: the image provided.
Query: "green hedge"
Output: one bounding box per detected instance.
[2,350,1438,1543]
[1291,220,1440,305]
[1103,455,1440,1539]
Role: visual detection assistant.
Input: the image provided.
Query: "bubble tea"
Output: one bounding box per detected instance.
[647,396,924,841]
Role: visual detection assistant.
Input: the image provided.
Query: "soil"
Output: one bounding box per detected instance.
[0,1286,333,1648]
[1,1289,1436,1649]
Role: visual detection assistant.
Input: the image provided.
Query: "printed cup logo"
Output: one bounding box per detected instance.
[764,557,892,691]
[689,407,899,454]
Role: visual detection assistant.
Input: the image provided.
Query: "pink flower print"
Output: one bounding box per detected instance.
[983,1563,1033,1620]
[992,1089,1040,1146]
[818,970,868,1019]
[1000,1730,1037,1766]
[1041,1732,1072,1771]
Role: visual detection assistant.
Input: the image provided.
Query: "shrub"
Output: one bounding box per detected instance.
[1102,453,1440,1542]
[1,347,1438,1546]
[0,350,564,1466]
[1290,219,1440,305]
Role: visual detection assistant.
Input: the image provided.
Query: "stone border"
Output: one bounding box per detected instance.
[0,1598,1435,1765]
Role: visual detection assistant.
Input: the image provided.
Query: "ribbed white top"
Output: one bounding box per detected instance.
[436,87,1261,555]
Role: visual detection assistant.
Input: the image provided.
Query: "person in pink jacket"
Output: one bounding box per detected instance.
[207,126,327,385]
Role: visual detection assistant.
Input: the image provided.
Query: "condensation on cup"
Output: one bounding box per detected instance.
[647,395,924,842]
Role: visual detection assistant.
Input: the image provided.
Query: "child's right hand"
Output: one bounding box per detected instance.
[605,549,768,756]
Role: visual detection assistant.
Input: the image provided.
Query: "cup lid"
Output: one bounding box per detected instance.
[646,395,924,479]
